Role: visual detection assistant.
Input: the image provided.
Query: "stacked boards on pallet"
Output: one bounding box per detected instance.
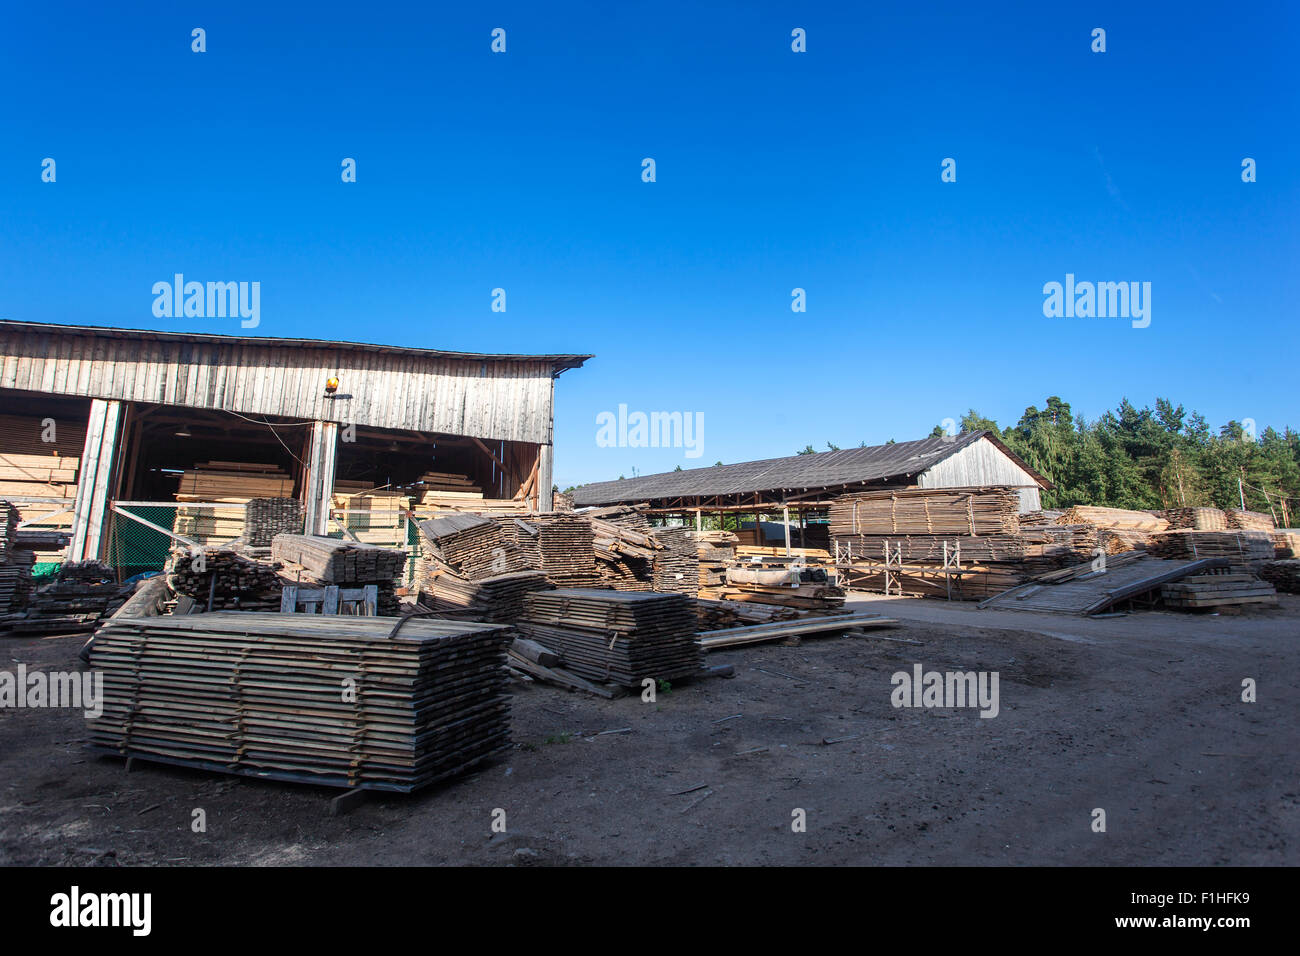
[245,498,305,547]
[1148,530,1274,566]
[416,515,550,622]
[0,500,18,565]
[12,561,120,634]
[650,526,699,594]
[516,589,702,687]
[271,535,407,615]
[695,597,801,630]
[1257,560,1300,594]
[1057,506,1169,533]
[87,613,515,793]
[167,548,285,612]
[1160,571,1278,610]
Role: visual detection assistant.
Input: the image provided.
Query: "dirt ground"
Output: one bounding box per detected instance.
[2,595,1296,867]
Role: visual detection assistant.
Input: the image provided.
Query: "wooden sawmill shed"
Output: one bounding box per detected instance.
[572,432,1051,547]
[0,320,590,565]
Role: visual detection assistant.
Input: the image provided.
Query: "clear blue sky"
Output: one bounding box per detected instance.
[1,1,1295,490]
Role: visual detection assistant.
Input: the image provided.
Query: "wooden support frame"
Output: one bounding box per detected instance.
[304,421,338,535]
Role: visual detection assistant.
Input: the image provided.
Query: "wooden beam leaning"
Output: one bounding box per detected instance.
[70,399,124,562]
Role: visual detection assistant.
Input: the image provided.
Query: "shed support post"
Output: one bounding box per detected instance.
[304,421,338,535]
[537,444,554,513]
[70,399,124,562]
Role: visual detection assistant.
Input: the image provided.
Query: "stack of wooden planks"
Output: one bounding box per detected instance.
[650,526,699,594]
[829,487,1021,536]
[245,497,304,547]
[1256,560,1300,594]
[694,530,737,588]
[699,580,846,611]
[585,506,659,590]
[271,535,406,585]
[0,500,18,564]
[421,568,554,622]
[0,564,33,615]
[172,505,245,548]
[416,515,549,620]
[1157,507,1227,531]
[1225,509,1276,531]
[516,589,702,687]
[1148,530,1275,566]
[1160,571,1277,610]
[331,486,410,547]
[175,462,294,502]
[1058,506,1169,532]
[519,515,602,588]
[87,613,515,792]
[167,548,285,612]
[695,597,801,630]
[13,561,120,634]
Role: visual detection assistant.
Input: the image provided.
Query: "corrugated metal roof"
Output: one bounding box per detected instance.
[572,432,1011,506]
[0,321,593,374]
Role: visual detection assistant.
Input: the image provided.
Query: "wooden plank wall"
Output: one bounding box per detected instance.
[0,328,556,443]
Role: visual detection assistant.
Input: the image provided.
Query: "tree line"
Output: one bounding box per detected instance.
[928,396,1300,524]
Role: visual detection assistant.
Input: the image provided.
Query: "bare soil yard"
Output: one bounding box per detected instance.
[2,596,1296,866]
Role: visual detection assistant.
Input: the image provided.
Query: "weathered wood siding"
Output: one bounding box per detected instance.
[918,437,1043,511]
[0,327,555,443]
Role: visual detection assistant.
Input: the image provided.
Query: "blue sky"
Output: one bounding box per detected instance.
[1,1,1295,489]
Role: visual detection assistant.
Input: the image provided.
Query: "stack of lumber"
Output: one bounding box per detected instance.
[1058,506,1169,532]
[0,564,34,614]
[584,506,659,590]
[87,613,515,792]
[411,471,529,517]
[1157,507,1228,531]
[516,589,702,687]
[1148,530,1275,566]
[1160,571,1277,610]
[829,487,1021,536]
[417,515,528,579]
[695,597,801,630]
[415,471,482,496]
[522,515,602,587]
[1256,560,1300,594]
[416,515,549,620]
[835,533,1029,564]
[421,568,553,623]
[271,535,406,585]
[271,535,406,614]
[695,530,737,588]
[699,581,846,611]
[0,452,80,508]
[1099,528,1152,554]
[1019,509,1065,527]
[552,491,575,512]
[13,561,119,634]
[1225,509,1276,531]
[173,505,245,548]
[245,498,304,547]
[167,549,284,611]
[331,486,410,547]
[175,462,294,502]
[0,500,19,564]
[650,526,699,594]
[1272,530,1300,559]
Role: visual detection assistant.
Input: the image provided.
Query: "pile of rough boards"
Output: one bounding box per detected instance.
[174,462,294,502]
[12,561,120,634]
[88,613,514,792]
[515,589,703,687]
[415,514,551,622]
